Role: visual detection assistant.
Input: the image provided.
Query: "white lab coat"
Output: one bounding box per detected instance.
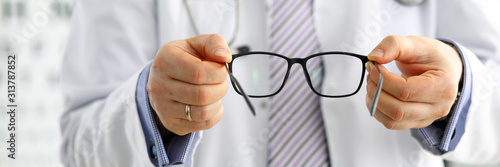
[60,0,500,166]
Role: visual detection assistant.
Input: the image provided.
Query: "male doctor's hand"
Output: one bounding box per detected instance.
[365,35,463,130]
[148,34,231,136]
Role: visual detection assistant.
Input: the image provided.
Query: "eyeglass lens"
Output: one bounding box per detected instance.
[306,54,364,96]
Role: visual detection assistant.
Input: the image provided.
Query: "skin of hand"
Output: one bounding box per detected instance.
[365,35,463,130]
[148,34,232,136]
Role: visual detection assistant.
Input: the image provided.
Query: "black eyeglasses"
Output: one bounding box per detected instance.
[226,51,383,116]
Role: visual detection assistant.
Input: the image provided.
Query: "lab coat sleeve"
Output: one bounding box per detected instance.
[59,0,200,166]
[412,0,500,164]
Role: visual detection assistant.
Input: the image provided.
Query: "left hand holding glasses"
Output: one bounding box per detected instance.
[365,35,463,130]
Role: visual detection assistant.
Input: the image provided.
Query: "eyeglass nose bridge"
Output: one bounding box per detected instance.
[278,57,322,96]
[279,57,311,80]
[284,57,310,69]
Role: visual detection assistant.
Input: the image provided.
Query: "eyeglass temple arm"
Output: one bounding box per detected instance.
[225,63,256,116]
[369,61,383,117]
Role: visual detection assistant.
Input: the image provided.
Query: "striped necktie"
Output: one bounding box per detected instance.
[268,0,330,166]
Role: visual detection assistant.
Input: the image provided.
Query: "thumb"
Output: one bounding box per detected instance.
[186,34,232,63]
[367,35,457,77]
[367,35,442,65]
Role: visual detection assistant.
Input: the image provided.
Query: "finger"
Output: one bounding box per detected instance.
[372,107,438,130]
[164,100,223,122]
[366,61,448,103]
[159,76,227,106]
[372,108,419,130]
[186,34,232,63]
[189,101,223,122]
[157,44,228,85]
[165,105,225,136]
[366,80,440,122]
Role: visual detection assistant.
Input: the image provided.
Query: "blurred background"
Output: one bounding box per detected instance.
[0,0,73,166]
[0,0,498,167]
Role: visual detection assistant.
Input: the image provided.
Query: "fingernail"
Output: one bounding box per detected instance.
[365,63,372,73]
[369,48,384,58]
[214,49,230,58]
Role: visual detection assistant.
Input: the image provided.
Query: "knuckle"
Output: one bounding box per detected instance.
[204,118,218,130]
[148,80,166,96]
[382,121,397,130]
[161,43,184,61]
[179,132,189,136]
[197,106,212,121]
[398,84,411,102]
[190,66,207,84]
[366,82,377,98]
[384,35,401,45]
[150,100,165,113]
[442,84,458,100]
[389,107,405,121]
[366,81,373,95]
[163,120,175,130]
[175,130,190,136]
[161,42,175,52]
[185,122,202,134]
[365,96,371,109]
[197,107,222,131]
[150,59,164,72]
[383,121,408,130]
[195,86,212,105]
[149,101,159,111]
[423,120,436,128]
[222,78,229,90]
[207,33,225,42]
[407,35,422,41]
[190,122,208,132]
[436,108,450,118]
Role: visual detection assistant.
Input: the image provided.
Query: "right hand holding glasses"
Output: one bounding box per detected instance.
[148,34,231,136]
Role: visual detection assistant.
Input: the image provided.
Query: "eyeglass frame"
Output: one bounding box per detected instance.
[226,51,383,116]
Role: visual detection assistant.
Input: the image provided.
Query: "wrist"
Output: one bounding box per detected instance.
[435,40,465,122]
[441,40,465,110]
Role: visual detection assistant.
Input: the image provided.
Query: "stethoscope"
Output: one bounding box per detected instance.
[183,0,425,50]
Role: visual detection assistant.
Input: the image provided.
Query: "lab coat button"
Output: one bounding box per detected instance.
[260,101,267,108]
[151,145,157,159]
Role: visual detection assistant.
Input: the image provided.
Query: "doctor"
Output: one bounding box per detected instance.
[60,0,500,166]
